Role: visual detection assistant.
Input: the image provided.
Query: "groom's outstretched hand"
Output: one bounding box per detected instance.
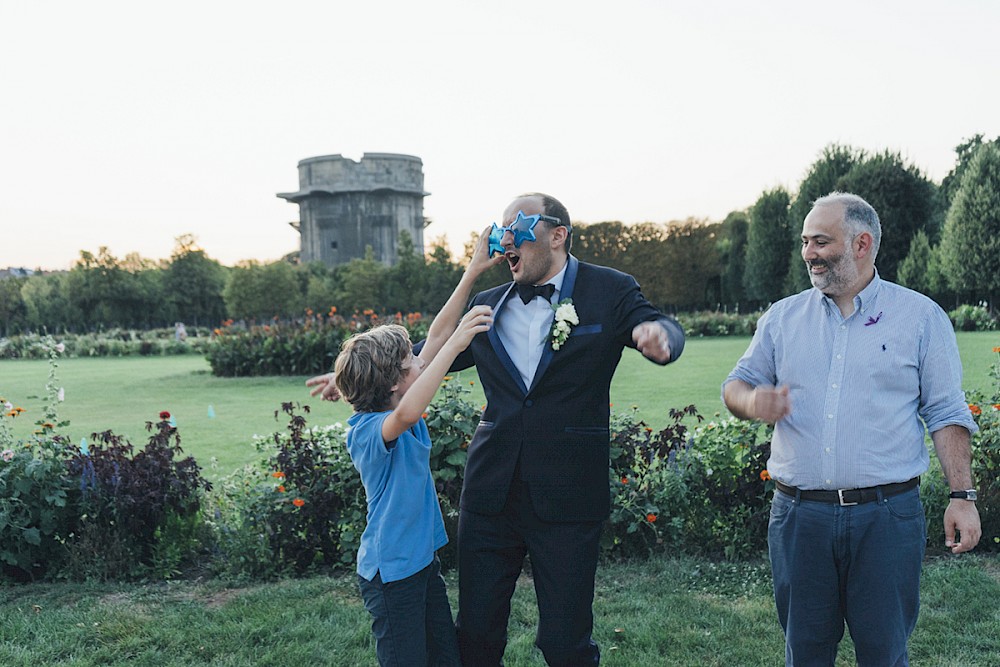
[632,321,672,364]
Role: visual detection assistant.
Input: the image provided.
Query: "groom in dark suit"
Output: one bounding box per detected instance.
[453,193,684,666]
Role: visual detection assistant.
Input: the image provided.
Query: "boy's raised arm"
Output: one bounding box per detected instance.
[419,226,502,363]
[383,306,493,442]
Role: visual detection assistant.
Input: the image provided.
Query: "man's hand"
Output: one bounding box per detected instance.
[305,372,340,402]
[944,500,981,554]
[752,385,792,424]
[632,321,671,364]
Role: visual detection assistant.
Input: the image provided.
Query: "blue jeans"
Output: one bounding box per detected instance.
[358,557,461,667]
[768,486,926,667]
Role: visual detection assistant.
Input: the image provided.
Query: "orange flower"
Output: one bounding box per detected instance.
[42,422,55,429]
[970,404,983,416]
[621,477,629,485]
[646,513,657,523]
[644,427,653,433]
[329,306,338,315]
[760,469,771,481]
[277,485,286,493]
[993,346,1000,353]
[422,412,429,419]
[272,471,286,479]
[993,404,1000,411]
[292,498,305,507]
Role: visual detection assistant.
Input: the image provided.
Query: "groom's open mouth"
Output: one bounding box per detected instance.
[506,251,521,269]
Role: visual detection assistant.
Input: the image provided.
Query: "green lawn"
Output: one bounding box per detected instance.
[1,555,998,666]
[2,332,997,477]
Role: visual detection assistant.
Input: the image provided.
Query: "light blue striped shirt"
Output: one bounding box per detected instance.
[725,272,977,490]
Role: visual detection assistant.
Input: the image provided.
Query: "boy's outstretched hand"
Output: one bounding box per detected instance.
[306,372,340,402]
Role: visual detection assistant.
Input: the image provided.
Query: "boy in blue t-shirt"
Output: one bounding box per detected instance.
[332,230,499,666]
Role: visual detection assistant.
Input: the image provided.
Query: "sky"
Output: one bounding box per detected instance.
[2,0,999,271]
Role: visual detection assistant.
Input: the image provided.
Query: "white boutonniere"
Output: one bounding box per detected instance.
[550,299,579,350]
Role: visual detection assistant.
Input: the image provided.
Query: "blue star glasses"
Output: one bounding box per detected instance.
[488,210,566,257]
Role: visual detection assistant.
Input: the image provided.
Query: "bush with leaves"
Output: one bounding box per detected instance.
[604,405,701,558]
[684,417,773,559]
[967,346,1000,550]
[205,310,430,377]
[63,414,213,580]
[948,304,997,332]
[209,404,366,579]
[0,337,76,581]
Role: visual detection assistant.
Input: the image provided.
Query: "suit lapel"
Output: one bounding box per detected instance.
[489,285,530,395]
[528,255,579,394]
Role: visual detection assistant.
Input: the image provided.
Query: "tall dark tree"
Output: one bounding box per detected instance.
[718,210,749,307]
[0,276,27,335]
[939,143,1000,312]
[164,234,227,327]
[896,230,947,305]
[654,219,720,310]
[743,187,793,306]
[384,230,428,314]
[834,151,937,283]
[785,144,865,293]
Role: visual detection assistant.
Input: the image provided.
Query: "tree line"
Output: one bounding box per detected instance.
[1,137,998,336]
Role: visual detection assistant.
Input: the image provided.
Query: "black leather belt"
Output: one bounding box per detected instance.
[775,477,919,506]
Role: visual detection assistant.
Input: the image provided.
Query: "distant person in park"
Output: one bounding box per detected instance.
[174,322,187,342]
[330,230,498,667]
[723,192,980,666]
[310,192,685,666]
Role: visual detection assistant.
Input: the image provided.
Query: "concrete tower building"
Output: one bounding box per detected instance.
[277,153,428,267]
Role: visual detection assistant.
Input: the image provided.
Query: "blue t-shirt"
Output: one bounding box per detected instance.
[346,411,448,583]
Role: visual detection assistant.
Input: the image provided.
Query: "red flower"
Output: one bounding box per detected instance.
[277,485,286,493]
[646,513,657,523]
[621,477,629,485]
[292,498,305,507]
[969,404,982,416]
[159,411,170,420]
[760,469,771,481]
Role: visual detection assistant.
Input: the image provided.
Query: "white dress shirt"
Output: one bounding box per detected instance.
[497,264,567,389]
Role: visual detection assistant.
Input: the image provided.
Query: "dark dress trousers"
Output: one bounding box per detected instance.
[451,255,684,666]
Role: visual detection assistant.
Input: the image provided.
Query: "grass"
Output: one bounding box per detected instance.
[2,332,997,477]
[1,554,998,665]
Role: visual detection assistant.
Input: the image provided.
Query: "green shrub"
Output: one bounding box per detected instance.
[605,406,700,558]
[209,405,365,579]
[675,310,762,337]
[63,416,212,580]
[204,312,431,377]
[684,417,773,559]
[968,346,1000,550]
[949,304,997,331]
[0,328,212,360]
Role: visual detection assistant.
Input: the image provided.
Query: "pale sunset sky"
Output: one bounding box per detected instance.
[2,0,998,270]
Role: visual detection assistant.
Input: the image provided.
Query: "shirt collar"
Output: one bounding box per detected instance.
[817,268,881,317]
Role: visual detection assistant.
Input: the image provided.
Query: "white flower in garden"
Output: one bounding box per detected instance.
[58,388,65,402]
[1,449,13,462]
[55,343,66,353]
[3,401,12,412]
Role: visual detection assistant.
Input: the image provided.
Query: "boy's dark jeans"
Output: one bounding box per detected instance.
[358,556,461,667]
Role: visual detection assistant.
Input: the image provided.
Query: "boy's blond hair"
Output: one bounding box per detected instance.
[334,324,412,413]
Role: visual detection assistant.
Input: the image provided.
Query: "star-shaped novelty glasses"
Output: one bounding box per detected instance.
[488,210,565,257]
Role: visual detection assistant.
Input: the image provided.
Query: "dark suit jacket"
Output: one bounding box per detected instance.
[452,255,684,523]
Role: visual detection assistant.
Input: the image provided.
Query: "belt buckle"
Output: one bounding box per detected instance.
[837,489,858,506]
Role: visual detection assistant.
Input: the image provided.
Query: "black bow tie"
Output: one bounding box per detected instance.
[516,283,556,305]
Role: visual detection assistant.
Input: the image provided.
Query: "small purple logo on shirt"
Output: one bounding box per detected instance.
[864,311,883,326]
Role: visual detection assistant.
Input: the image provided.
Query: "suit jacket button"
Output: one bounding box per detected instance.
[524,399,533,407]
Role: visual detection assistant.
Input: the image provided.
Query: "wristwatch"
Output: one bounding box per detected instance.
[949,489,978,501]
